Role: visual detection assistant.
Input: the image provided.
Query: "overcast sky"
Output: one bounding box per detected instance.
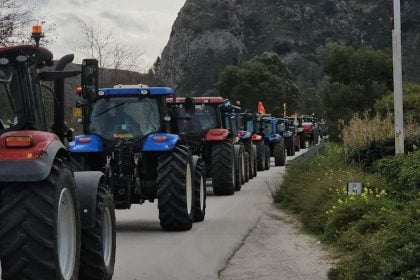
[27,0,186,71]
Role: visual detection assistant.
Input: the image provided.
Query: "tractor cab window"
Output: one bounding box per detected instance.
[262,121,273,136]
[277,122,286,133]
[176,104,217,134]
[246,119,254,133]
[255,121,262,134]
[88,97,160,140]
[0,66,22,132]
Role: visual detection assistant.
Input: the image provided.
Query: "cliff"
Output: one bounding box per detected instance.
[160,0,420,96]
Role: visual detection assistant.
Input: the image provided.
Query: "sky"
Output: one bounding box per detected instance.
[25,0,186,71]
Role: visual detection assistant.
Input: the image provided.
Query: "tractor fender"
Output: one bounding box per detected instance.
[69,135,104,153]
[269,134,282,143]
[237,131,252,140]
[74,171,106,229]
[205,129,229,141]
[143,133,180,151]
[251,134,263,141]
[0,131,67,182]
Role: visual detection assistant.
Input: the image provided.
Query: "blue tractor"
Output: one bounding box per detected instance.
[70,80,205,231]
[255,116,286,167]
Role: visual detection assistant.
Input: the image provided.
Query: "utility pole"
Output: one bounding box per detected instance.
[391,0,404,154]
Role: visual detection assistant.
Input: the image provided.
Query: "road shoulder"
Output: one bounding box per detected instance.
[219,205,333,280]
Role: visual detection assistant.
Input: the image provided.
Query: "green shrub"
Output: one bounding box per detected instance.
[331,199,420,280]
[374,151,420,199]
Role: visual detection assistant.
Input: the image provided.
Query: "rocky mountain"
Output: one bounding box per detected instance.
[160,0,420,96]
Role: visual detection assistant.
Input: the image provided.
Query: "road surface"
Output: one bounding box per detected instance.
[113,148,330,280]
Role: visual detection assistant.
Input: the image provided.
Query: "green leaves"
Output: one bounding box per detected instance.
[218,52,299,115]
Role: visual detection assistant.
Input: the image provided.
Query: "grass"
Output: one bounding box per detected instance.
[274,143,420,279]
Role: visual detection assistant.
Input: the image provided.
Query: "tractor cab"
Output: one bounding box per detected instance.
[80,85,172,145]
[0,46,53,135]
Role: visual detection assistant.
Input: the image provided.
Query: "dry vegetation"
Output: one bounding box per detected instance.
[341,112,420,154]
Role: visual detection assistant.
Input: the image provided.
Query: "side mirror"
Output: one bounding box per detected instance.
[185,97,196,114]
[65,128,75,142]
[81,59,99,100]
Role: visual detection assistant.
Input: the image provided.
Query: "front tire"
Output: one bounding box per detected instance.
[252,145,258,177]
[193,157,206,222]
[264,144,271,170]
[79,185,116,280]
[157,145,194,231]
[211,141,235,196]
[0,159,81,280]
[234,145,243,191]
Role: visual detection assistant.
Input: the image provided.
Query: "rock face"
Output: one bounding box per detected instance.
[161,0,420,96]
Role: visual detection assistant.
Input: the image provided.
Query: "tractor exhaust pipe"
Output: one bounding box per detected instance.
[53,54,75,142]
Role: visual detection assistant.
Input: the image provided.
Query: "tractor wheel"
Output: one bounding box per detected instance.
[274,139,286,166]
[234,145,244,191]
[157,145,194,231]
[295,136,301,152]
[211,141,235,196]
[252,145,258,177]
[256,141,266,171]
[300,134,307,149]
[244,152,250,183]
[264,144,271,170]
[79,185,116,280]
[243,141,254,179]
[286,137,295,156]
[0,158,81,280]
[193,157,206,222]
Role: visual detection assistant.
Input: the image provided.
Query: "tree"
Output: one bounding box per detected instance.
[218,52,299,115]
[375,82,420,122]
[71,21,144,85]
[0,0,32,45]
[321,44,393,138]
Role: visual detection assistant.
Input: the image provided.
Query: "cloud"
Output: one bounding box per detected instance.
[37,0,186,68]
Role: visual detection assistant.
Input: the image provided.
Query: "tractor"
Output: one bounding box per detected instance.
[301,115,319,145]
[278,118,306,156]
[255,115,286,167]
[237,113,258,180]
[0,27,115,280]
[166,97,246,194]
[69,82,205,230]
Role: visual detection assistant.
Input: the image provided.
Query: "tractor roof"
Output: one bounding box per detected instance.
[0,45,53,65]
[99,87,174,96]
[166,97,224,104]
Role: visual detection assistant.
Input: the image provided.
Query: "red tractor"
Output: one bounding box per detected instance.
[301,115,319,145]
[166,97,247,195]
[0,27,115,279]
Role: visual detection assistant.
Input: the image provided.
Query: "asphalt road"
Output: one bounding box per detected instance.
[113,150,306,280]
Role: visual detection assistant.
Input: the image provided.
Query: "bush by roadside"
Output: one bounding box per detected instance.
[274,143,420,280]
[341,113,420,168]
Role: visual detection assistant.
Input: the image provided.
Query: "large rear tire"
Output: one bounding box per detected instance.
[193,157,206,222]
[79,185,116,280]
[295,136,301,152]
[256,141,266,171]
[211,141,235,196]
[286,137,295,156]
[244,141,254,179]
[157,145,194,231]
[0,158,81,280]
[273,139,286,167]
[300,134,307,149]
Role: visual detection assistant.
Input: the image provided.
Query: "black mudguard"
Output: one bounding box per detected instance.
[74,171,106,229]
[0,140,65,182]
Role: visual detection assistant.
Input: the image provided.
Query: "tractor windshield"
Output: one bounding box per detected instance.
[177,104,218,134]
[0,66,23,132]
[262,121,273,136]
[88,97,160,140]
